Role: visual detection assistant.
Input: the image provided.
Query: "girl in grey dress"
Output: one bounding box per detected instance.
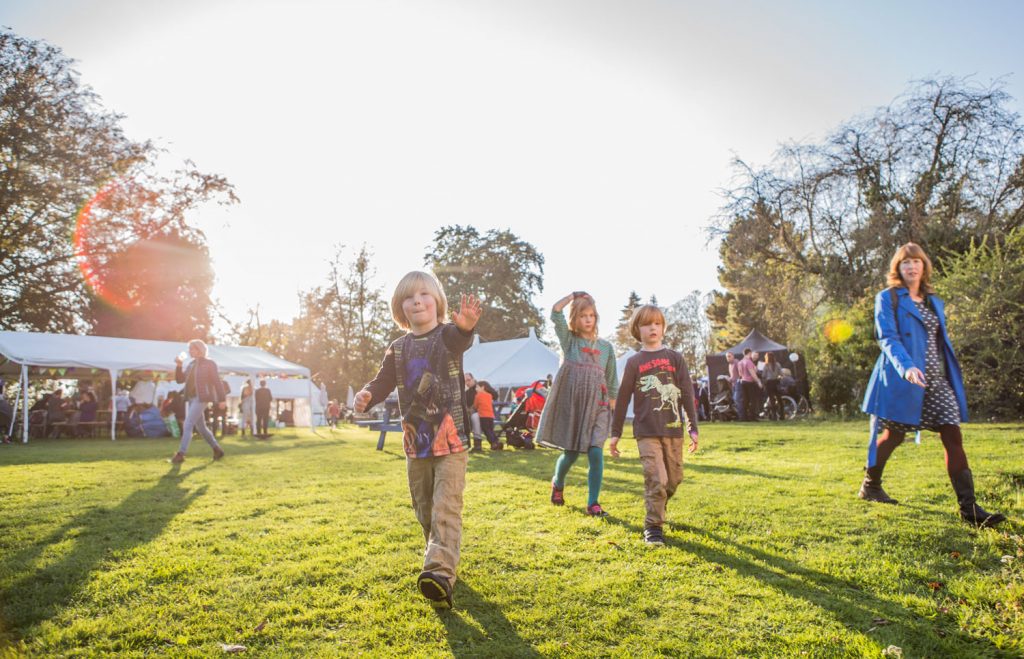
[537,292,619,516]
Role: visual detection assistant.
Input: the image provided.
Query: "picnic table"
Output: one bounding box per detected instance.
[354,400,402,450]
[355,399,518,450]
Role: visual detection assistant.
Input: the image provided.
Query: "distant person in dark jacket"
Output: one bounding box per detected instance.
[170,339,226,463]
[75,391,99,437]
[46,389,68,437]
[210,379,231,437]
[254,380,273,437]
[1,394,12,443]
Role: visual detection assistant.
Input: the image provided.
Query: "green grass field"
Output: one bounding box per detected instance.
[1,421,1022,657]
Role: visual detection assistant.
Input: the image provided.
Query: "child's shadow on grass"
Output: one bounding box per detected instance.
[0,464,207,636]
[602,515,1003,656]
[468,449,789,492]
[436,581,540,658]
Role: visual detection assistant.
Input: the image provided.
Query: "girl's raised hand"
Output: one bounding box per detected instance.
[452,294,482,332]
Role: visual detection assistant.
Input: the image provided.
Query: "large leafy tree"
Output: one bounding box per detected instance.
[664,290,713,372]
[226,245,396,400]
[89,231,215,340]
[714,77,1024,308]
[80,168,236,340]
[425,225,545,341]
[706,203,821,350]
[0,29,235,336]
[938,228,1024,419]
[709,77,1024,412]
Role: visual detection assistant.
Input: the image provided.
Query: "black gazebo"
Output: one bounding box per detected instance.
[705,330,809,400]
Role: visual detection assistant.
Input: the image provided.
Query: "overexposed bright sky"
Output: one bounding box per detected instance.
[4,0,1023,339]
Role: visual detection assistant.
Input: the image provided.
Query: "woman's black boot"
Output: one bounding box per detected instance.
[950,469,1006,528]
[859,465,898,504]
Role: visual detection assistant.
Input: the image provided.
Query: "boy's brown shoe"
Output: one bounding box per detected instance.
[213,447,225,460]
[170,452,185,464]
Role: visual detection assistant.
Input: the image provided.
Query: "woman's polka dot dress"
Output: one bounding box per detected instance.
[881,298,961,433]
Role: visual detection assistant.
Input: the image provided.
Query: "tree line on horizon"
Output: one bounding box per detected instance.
[708,76,1024,418]
[3,29,1021,416]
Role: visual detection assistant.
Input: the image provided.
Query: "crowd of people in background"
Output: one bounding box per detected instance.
[712,349,801,422]
[0,369,297,444]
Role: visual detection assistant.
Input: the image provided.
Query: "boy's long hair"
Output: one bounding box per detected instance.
[568,294,599,337]
[886,242,934,294]
[391,271,448,329]
[628,304,665,342]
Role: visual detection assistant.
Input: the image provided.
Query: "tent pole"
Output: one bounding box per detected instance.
[8,368,21,438]
[308,377,315,435]
[21,364,29,444]
[110,369,118,441]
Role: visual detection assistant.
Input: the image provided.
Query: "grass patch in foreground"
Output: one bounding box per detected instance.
[1,421,1022,657]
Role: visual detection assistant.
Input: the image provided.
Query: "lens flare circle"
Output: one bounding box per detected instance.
[823,318,854,344]
[74,181,133,311]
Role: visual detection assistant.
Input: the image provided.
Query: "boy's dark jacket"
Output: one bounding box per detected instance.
[363,323,474,450]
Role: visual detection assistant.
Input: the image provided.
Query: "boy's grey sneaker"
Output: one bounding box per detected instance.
[417,571,453,609]
[643,526,665,545]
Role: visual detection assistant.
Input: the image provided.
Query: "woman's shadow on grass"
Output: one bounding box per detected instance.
[0,464,207,637]
[602,515,1003,655]
[436,581,541,658]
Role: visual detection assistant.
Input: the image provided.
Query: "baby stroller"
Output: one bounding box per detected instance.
[710,375,738,422]
[502,380,547,449]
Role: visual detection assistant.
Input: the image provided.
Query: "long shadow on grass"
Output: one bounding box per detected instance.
[602,516,1002,655]
[0,433,352,465]
[436,581,541,658]
[467,449,789,488]
[0,464,208,638]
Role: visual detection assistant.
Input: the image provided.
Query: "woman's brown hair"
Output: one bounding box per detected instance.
[568,294,599,337]
[886,242,934,294]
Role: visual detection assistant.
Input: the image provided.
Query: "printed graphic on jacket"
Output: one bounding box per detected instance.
[401,338,463,458]
[638,374,682,428]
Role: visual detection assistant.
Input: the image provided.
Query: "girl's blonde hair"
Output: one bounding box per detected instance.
[568,294,599,337]
[391,271,448,329]
[629,304,665,342]
[188,339,209,358]
[886,242,934,294]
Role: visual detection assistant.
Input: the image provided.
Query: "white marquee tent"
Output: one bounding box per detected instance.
[0,331,313,443]
[463,328,559,394]
[155,376,328,428]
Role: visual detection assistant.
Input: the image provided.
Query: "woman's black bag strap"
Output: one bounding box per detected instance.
[888,287,900,335]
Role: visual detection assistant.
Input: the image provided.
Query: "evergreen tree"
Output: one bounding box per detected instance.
[614,291,643,355]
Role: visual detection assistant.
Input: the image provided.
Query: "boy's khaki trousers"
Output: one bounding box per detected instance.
[636,436,684,528]
[407,450,468,585]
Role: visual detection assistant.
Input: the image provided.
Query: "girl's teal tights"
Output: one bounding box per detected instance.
[553,446,604,506]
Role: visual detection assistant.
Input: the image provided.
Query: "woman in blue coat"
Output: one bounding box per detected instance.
[860,243,1005,527]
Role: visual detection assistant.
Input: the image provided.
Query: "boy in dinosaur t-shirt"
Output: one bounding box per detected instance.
[610,305,699,546]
